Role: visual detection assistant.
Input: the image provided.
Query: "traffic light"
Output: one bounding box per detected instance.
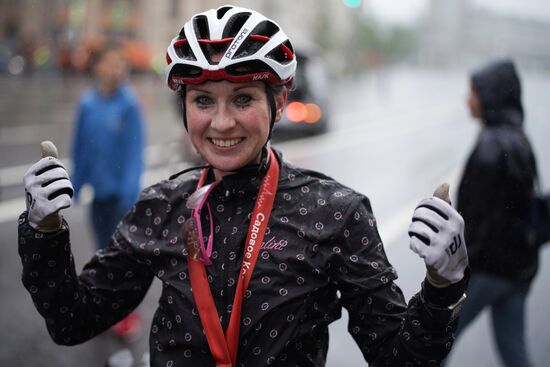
[342,0,361,8]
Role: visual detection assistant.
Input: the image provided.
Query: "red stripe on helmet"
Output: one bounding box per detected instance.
[170,69,290,87]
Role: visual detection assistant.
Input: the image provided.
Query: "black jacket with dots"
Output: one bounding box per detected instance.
[19,149,467,367]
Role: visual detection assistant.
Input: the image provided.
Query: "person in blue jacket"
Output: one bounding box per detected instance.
[71,42,145,251]
[70,42,146,339]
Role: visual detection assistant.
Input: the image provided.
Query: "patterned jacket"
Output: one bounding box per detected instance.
[19,149,467,366]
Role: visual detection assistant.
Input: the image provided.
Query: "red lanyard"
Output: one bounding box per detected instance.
[186,148,279,366]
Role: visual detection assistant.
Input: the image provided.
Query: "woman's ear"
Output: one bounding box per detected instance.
[274,89,288,122]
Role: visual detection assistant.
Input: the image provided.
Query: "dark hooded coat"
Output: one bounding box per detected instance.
[457,59,538,282]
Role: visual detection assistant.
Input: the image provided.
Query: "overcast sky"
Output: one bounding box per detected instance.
[366,0,550,25]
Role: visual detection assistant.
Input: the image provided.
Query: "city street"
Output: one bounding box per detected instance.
[1,67,549,366]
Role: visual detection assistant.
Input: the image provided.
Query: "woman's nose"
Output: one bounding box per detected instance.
[211,105,236,131]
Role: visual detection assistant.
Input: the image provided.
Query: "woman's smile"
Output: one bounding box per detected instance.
[210,137,245,148]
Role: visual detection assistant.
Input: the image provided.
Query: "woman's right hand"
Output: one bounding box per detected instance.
[23,141,73,232]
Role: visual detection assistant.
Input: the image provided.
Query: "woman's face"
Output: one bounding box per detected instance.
[185,80,286,179]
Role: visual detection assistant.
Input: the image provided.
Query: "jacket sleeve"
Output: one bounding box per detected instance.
[18,212,154,345]
[327,196,467,366]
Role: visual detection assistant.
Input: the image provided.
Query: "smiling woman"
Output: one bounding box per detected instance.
[19,5,471,367]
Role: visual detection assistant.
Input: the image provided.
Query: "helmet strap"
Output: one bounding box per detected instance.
[179,87,189,131]
[265,84,277,142]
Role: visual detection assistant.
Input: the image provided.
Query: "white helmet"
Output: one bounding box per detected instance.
[165,5,297,90]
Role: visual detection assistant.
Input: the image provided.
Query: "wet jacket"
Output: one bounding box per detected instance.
[19,150,467,367]
[457,59,538,281]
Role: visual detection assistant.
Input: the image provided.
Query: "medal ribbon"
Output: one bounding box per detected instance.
[186,148,279,366]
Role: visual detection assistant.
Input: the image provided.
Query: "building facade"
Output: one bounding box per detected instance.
[420,0,550,70]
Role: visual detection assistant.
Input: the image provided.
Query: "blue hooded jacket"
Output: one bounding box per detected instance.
[71,83,145,211]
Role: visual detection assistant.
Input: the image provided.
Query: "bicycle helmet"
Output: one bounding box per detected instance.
[165,5,297,90]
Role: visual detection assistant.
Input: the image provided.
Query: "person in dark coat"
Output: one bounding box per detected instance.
[450,59,538,367]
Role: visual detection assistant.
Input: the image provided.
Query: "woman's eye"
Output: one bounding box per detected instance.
[235,94,252,106]
[195,96,212,107]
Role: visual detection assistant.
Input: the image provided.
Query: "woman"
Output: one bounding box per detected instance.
[20,5,469,366]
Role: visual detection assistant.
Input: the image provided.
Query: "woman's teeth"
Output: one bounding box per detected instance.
[211,138,242,147]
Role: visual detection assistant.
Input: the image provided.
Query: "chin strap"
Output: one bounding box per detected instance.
[265,83,277,143]
[179,87,189,131]
[169,164,209,180]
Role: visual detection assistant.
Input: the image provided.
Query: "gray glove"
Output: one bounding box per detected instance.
[408,194,468,286]
[23,141,73,231]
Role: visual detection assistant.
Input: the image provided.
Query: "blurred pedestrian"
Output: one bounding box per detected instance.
[70,41,146,340]
[71,41,145,250]
[19,5,470,366]
[448,59,538,367]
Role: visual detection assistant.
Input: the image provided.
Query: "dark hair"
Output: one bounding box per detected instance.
[89,40,125,68]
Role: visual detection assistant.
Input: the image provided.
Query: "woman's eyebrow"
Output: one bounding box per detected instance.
[233,84,260,92]
[187,87,212,94]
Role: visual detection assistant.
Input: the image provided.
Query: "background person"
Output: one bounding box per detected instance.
[20,5,469,366]
[449,59,538,367]
[70,41,146,339]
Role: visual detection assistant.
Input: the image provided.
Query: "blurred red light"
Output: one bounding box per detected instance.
[305,103,322,123]
[286,102,307,122]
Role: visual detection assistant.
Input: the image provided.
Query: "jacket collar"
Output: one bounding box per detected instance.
[208,147,280,198]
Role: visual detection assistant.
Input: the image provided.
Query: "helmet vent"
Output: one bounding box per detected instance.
[174,40,197,61]
[230,21,281,59]
[178,27,187,39]
[233,37,265,59]
[199,42,231,65]
[193,15,210,40]
[266,40,294,64]
[217,6,232,19]
[171,64,202,79]
[283,40,294,54]
[251,21,279,38]
[222,12,252,38]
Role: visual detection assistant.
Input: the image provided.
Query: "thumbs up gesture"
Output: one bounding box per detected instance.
[23,141,74,232]
[408,183,468,287]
